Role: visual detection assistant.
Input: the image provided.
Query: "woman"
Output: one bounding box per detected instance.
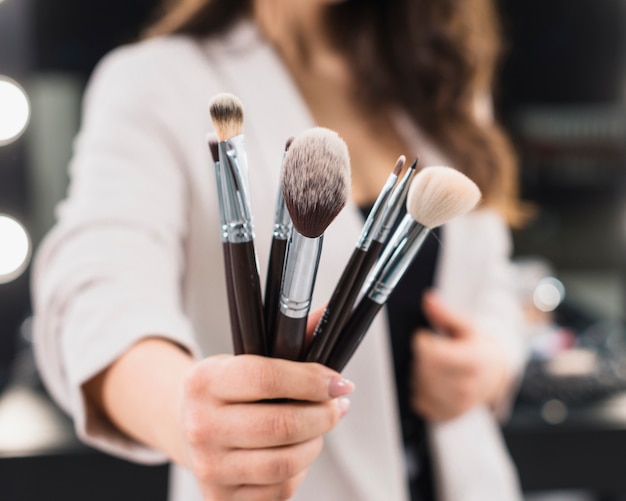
[32,0,528,499]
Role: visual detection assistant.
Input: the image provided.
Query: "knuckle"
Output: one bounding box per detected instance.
[269,455,298,481]
[191,454,217,482]
[271,410,301,441]
[251,361,281,395]
[183,365,206,399]
[183,408,206,446]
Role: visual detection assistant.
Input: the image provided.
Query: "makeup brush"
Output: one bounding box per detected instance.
[272,127,351,360]
[207,132,243,354]
[304,155,408,364]
[264,137,294,350]
[209,93,267,356]
[325,166,481,372]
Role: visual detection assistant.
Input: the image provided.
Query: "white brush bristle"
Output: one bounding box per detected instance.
[406,166,481,228]
[208,93,244,141]
[281,127,351,238]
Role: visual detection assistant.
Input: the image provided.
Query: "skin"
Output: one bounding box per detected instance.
[85,1,513,500]
[85,308,354,501]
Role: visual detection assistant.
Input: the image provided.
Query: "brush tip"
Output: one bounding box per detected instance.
[208,92,244,141]
[281,127,351,238]
[285,136,295,152]
[406,166,481,228]
[393,155,406,176]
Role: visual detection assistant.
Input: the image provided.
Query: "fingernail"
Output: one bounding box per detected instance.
[328,378,355,398]
[338,397,351,418]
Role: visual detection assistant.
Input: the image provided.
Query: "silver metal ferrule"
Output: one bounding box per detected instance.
[367,219,430,305]
[210,159,229,243]
[279,231,323,318]
[217,135,255,243]
[374,163,417,244]
[356,172,398,251]
[272,189,292,240]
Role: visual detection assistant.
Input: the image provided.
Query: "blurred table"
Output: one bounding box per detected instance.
[504,393,626,495]
[4,382,626,499]
[0,384,168,501]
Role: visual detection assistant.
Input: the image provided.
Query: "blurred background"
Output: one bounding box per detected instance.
[1,0,626,500]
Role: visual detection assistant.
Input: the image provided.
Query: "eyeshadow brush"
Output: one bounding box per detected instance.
[209,93,267,356]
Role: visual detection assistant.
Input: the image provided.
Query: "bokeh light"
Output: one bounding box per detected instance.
[0,214,31,283]
[533,276,566,312]
[0,77,30,146]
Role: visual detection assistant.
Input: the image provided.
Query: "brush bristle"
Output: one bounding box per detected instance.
[285,136,294,152]
[406,166,481,228]
[393,155,406,176]
[208,93,244,141]
[206,132,219,163]
[281,127,351,238]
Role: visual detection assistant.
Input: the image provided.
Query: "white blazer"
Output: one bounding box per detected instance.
[32,21,527,501]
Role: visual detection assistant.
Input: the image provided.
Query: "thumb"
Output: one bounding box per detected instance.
[304,303,327,349]
[422,291,473,339]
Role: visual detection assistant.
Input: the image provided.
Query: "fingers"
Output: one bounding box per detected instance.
[212,437,323,486]
[422,291,473,338]
[188,398,348,449]
[185,355,354,403]
[182,354,354,500]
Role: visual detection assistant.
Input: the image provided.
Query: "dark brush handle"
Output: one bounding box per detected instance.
[305,240,383,365]
[324,296,383,372]
[229,240,267,356]
[222,242,243,355]
[272,312,308,361]
[264,237,288,352]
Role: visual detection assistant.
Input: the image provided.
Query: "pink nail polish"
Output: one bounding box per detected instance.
[329,378,355,398]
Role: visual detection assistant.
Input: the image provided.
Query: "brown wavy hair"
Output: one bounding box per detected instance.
[145,0,525,224]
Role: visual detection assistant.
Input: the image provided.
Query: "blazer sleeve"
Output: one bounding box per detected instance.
[31,43,203,463]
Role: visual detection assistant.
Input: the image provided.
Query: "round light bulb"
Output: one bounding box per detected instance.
[0,214,31,283]
[0,77,31,145]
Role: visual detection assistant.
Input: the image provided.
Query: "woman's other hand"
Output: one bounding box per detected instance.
[410,291,510,421]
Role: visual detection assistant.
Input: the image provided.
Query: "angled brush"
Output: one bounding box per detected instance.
[304,155,410,364]
[325,166,481,372]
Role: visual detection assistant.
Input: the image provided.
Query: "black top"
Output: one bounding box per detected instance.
[359,205,441,501]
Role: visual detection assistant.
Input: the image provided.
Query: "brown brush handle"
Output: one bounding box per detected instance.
[304,240,383,365]
[304,247,365,363]
[264,237,287,352]
[229,240,267,356]
[222,242,243,355]
[325,296,383,372]
[272,312,307,361]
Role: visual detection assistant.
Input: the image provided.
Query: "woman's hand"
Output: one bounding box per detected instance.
[410,291,510,421]
[84,307,351,501]
[181,355,353,501]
